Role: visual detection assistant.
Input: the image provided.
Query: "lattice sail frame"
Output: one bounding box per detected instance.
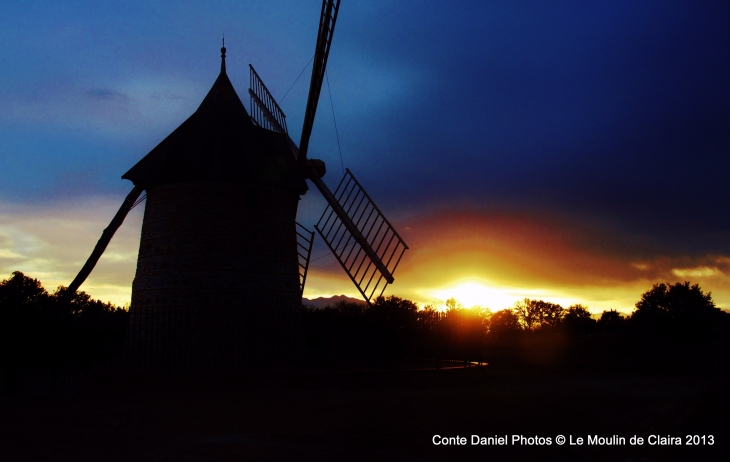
[296,221,315,294]
[315,169,408,305]
[248,64,289,136]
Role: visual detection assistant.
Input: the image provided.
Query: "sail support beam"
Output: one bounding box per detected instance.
[63,185,144,302]
[298,0,341,163]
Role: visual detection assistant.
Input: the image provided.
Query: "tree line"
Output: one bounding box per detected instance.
[0,271,128,392]
[1,270,728,387]
[301,281,730,370]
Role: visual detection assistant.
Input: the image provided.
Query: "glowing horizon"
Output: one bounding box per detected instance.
[2,197,729,315]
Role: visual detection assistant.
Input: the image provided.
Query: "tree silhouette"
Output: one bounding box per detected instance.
[597,309,624,333]
[0,271,49,308]
[0,272,55,392]
[52,286,121,317]
[1,272,129,392]
[488,308,521,337]
[514,299,564,331]
[634,282,714,318]
[631,281,726,341]
[562,304,595,336]
[331,299,365,318]
[53,286,129,366]
[369,295,419,332]
[416,305,440,331]
[445,297,461,311]
[0,272,54,357]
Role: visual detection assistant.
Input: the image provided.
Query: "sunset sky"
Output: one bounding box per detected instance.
[1,1,729,313]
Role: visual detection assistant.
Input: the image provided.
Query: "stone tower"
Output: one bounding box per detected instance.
[122,47,307,371]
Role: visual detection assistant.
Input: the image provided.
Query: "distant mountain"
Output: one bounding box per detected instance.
[302,295,366,309]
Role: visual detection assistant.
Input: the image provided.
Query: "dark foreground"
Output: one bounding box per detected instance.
[1,365,727,462]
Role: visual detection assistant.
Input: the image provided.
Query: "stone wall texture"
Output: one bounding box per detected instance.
[124,182,301,371]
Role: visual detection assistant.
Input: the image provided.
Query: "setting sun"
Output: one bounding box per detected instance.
[426,280,587,311]
[428,281,529,310]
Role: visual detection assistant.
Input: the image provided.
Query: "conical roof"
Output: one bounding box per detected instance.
[122,46,306,194]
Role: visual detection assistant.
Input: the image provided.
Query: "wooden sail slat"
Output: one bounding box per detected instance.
[314,170,408,306]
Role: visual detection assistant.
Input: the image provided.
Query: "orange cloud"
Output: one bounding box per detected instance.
[304,207,730,312]
[3,199,726,314]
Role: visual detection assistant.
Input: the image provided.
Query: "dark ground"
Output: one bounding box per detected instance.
[1,364,727,462]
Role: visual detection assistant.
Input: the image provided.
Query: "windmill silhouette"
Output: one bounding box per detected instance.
[63,0,408,370]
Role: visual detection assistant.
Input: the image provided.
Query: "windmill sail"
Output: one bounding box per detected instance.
[296,221,315,294]
[249,0,408,305]
[298,0,340,162]
[248,68,406,303]
[248,64,288,135]
[315,170,408,305]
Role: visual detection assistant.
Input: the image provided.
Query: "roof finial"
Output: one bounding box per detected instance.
[220,34,227,74]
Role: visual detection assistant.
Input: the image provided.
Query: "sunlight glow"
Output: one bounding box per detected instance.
[428,281,535,310]
[424,279,590,312]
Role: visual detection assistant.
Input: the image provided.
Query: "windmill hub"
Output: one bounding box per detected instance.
[303,159,327,179]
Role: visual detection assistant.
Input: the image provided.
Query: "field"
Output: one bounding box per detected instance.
[1,364,727,461]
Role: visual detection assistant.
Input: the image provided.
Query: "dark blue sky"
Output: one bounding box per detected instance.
[1,0,729,308]
[363,1,730,243]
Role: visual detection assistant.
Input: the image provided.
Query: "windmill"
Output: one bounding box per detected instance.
[63,0,408,370]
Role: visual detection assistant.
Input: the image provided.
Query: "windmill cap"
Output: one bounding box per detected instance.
[121,46,307,195]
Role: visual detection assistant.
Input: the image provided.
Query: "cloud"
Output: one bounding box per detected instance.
[0,75,199,141]
[0,196,143,306]
[672,266,721,278]
[302,206,730,311]
[86,88,131,102]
